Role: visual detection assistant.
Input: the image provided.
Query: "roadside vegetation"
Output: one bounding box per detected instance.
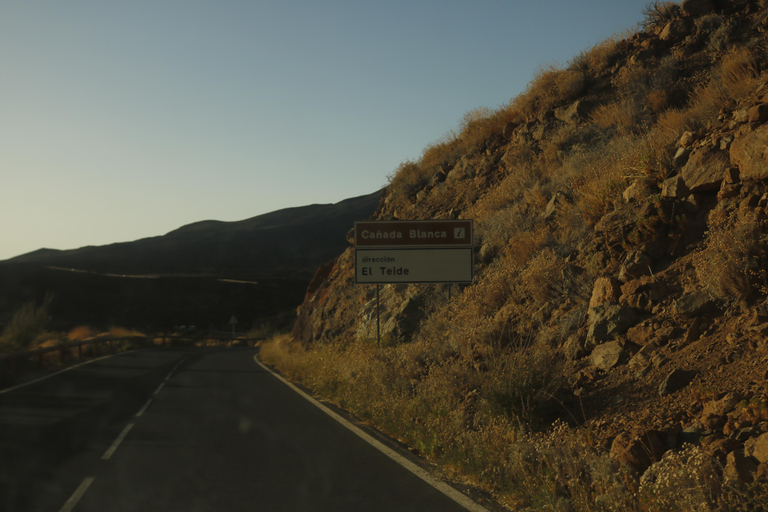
[264,1,768,510]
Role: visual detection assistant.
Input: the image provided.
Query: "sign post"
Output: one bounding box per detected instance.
[229,315,238,341]
[354,220,473,345]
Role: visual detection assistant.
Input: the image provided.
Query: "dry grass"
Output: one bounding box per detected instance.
[511,66,586,119]
[717,46,763,100]
[570,34,627,77]
[68,325,97,341]
[693,212,768,303]
[263,330,736,511]
[590,99,641,135]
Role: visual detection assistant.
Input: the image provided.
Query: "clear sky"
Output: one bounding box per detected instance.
[1,0,653,261]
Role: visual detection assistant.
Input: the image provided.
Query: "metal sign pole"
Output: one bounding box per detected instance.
[376,284,381,347]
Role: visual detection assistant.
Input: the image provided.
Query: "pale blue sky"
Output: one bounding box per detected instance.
[1,0,653,260]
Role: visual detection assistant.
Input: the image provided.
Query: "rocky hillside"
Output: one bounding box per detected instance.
[268,1,768,510]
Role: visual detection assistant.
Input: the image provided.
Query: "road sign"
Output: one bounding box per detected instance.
[353,220,474,284]
[354,220,472,248]
[355,248,473,283]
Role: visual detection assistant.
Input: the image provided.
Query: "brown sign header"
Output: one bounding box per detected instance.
[354,220,473,248]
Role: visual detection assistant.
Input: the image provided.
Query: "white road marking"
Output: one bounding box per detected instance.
[153,382,165,395]
[59,476,94,512]
[0,352,134,394]
[136,398,153,417]
[253,355,490,512]
[102,423,134,460]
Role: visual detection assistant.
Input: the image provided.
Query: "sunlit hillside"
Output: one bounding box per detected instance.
[264,1,768,510]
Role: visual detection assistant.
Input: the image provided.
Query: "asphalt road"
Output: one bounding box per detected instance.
[0,347,485,512]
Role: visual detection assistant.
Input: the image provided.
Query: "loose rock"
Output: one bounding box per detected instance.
[659,368,697,396]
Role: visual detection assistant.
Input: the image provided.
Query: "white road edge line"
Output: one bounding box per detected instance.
[59,476,95,512]
[136,398,153,417]
[154,382,165,395]
[0,351,137,395]
[102,423,134,460]
[253,355,490,512]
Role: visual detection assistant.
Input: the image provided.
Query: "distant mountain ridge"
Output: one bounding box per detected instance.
[0,191,381,330]
[5,191,382,281]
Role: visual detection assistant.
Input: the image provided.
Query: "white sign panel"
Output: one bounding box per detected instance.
[355,248,473,284]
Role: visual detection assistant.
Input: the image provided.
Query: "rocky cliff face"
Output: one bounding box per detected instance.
[291,0,768,493]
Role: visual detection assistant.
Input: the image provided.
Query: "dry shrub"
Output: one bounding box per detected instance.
[570,35,625,77]
[641,1,679,30]
[652,47,763,142]
[646,88,671,113]
[68,325,96,341]
[717,46,763,101]
[480,343,566,431]
[457,106,517,151]
[719,481,768,512]
[613,64,652,98]
[502,226,550,268]
[707,20,733,53]
[0,294,52,352]
[564,135,642,225]
[590,99,641,134]
[656,107,697,138]
[109,326,142,337]
[512,66,586,119]
[515,249,566,305]
[386,159,430,211]
[693,213,768,303]
[420,135,461,173]
[639,444,721,511]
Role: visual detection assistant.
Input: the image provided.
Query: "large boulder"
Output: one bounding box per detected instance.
[587,304,638,344]
[591,340,624,370]
[555,99,591,124]
[610,430,666,473]
[681,0,715,17]
[745,432,768,464]
[589,276,621,310]
[660,18,690,42]
[681,147,730,193]
[661,175,691,198]
[730,124,768,180]
[659,368,697,396]
[724,450,758,483]
[674,291,716,317]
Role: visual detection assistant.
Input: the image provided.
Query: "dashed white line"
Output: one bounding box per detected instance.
[136,398,153,417]
[153,382,165,395]
[102,423,134,460]
[59,476,94,512]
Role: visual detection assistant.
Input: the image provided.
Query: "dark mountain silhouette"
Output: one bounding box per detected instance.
[0,191,381,331]
[6,191,381,281]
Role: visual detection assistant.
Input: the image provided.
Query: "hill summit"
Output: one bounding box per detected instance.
[264,1,768,510]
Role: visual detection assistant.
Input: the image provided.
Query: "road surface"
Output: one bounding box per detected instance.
[0,347,487,512]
